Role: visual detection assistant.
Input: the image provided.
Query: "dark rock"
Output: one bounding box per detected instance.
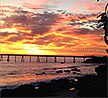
[74,64,107,97]
[38,78,72,96]
[67,66,76,68]
[56,70,63,73]
[71,68,77,71]
[8,73,15,75]
[77,69,80,72]
[73,72,76,74]
[1,78,73,97]
[53,68,56,70]
[64,70,71,73]
[76,73,80,75]
[1,84,42,97]
[95,65,107,75]
[61,62,65,64]
[71,68,80,72]
[35,72,45,75]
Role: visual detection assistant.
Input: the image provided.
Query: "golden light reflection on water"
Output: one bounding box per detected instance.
[0,57,100,91]
[1,74,69,86]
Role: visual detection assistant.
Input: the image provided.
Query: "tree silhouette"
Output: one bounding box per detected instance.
[97,3,108,45]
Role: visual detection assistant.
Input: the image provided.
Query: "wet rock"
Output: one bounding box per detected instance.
[67,66,76,68]
[64,70,71,73]
[61,62,65,64]
[71,68,80,72]
[53,68,56,70]
[1,78,72,97]
[76,73,80,75]
[74,64,107,97]
[95,65,107,75]
[35,72,45,75]
[8,73,15,75]
[77,69,80,72]
[56,70,63,73]
[73,72,76,74]
[38,78,72,96]
[1,84,42,97]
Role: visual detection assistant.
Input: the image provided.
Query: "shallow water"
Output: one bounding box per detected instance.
[0,56,101,91]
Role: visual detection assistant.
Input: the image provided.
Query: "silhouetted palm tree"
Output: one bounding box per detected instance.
[97,3,108,45]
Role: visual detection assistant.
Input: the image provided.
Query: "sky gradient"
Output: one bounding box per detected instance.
[0,0,108,56]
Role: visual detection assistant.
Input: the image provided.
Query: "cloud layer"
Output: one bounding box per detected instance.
[1,0,107,55]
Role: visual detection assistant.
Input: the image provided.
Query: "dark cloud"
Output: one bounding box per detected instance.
[1,31,33,42]
[1,32,12,36]
[78,16,86,19]
[0,41,11,45]
[1,4,103,50]
[57,27,65,31]
[7,36,24,42]
[88,20,98,23]
[2,11,58,35]
[73,28,95,34]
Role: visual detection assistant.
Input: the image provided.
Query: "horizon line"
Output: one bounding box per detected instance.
[0,54,107,57]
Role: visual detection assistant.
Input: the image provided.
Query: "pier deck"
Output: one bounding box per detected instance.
[0,54,94,63]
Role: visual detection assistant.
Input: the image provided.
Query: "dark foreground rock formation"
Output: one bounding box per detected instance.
[1,78,73,97]
[74,64,107,97]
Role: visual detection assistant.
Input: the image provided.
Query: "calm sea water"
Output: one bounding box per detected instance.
[0,56,101,91]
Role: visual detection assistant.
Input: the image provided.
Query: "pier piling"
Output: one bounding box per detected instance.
[73,57,76,63]
[83,57,86,62]
[7,55,10,62]
[30,56,31,62]
[21,56,24,62]
[37,56,40,62]
[64,57,65,63]
[15,55,16,62]
[0,55,3,61]
[46,56,48,62]
[54,57,57,62]
[0,54,93,63]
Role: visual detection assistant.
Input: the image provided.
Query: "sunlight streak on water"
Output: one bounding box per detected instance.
[0,56,100,91]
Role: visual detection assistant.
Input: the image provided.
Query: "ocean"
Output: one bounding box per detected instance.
[0,56,102,91]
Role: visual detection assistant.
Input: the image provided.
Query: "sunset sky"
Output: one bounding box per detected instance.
[0,0,108,56]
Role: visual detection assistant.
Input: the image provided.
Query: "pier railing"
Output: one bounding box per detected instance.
[0,54,94,63]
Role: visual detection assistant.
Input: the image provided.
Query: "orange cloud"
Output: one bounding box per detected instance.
[1,26,32,34]
[1,1,107,56]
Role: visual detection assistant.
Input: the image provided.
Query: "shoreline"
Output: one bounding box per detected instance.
[75,64,107,97]
[0,78,79,98]
[1,62,107,97]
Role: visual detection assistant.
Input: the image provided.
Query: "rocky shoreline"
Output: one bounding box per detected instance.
[75,64,107,97]
[1,78,74,97]
[1,59,107,97]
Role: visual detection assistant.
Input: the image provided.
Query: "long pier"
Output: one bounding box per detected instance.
[0,54,94,63]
